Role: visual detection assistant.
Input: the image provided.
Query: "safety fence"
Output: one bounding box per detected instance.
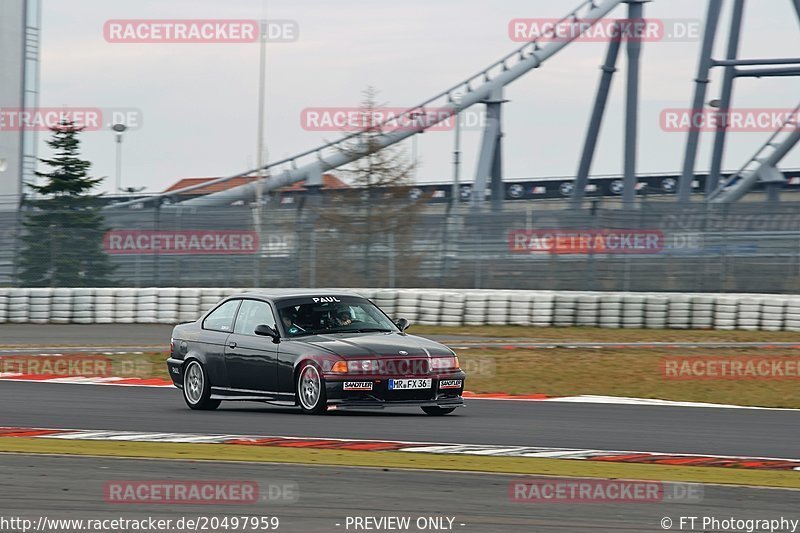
[5,200,800,293]
[1,287,799,331]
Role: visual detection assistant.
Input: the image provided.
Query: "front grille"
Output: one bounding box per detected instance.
[377,358,429,376]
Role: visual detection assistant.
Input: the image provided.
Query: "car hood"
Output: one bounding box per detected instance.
[290,332,454,358]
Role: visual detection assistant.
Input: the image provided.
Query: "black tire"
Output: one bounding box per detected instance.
[421,406,456,416]
[297,363,328,415]
[183,360,221,411]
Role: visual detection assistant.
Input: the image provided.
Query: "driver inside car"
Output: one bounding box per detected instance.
[281,308,306,335]
[333,307,353,327]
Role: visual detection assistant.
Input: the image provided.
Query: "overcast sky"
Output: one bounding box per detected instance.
[40,0,800,195]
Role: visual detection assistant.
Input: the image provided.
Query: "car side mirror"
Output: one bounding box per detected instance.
[395,318,411,332]
[255,324,280,342]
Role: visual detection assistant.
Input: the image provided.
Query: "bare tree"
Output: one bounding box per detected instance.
[315,87,423,285]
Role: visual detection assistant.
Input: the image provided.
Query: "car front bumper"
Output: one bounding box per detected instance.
[323,371,466,409]
[328,397,465,410]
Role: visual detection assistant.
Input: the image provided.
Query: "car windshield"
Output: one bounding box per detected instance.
[276,296,397,337]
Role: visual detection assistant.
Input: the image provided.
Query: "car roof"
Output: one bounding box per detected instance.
[232,289,365,302]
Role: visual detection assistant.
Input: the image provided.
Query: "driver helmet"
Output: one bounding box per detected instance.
[335,305,353,322]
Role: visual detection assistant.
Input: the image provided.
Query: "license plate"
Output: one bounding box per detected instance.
[388,378,432,390]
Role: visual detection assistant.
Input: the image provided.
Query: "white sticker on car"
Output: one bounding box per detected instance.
[343,381,373,391]
[439,379,463,389]
[312,296,341,303]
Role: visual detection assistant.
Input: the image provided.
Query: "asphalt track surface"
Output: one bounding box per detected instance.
[1,324,799,459]
[1,380,799,459]
[5,324,800,351]
[0,324,174,347]
[2,325,800,532]
[2,454,798,533]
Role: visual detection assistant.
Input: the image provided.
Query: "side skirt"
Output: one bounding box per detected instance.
[211,386,295,403]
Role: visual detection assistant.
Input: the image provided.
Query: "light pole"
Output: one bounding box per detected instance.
[254,19,268,287]
[255,19,267,213]
[451,94,463,212]
[112,123,127,194]
[111,124,128,192]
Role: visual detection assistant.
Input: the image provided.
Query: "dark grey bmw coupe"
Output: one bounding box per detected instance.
[166,290,466,415]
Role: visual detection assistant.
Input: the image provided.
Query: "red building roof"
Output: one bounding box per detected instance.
[163,173,348,196]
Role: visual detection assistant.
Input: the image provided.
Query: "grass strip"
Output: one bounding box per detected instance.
[414,325,800,343]
[459,348,800,408]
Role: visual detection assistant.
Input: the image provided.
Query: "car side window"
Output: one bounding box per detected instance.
[233,300,277,336]
[202,299,240,332]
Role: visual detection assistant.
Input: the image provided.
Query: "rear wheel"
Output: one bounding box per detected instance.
[421,406,456,416]
[297,363,328,415]
[183,360,220,410]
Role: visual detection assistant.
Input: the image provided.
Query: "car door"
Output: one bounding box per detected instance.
[198,298,241,389]
[224,299,280,397]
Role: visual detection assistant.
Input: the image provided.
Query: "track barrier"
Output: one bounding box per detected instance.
[1,288,800,331]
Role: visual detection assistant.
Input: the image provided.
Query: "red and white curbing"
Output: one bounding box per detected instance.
[0,426,798,472]
[0,373,173,387]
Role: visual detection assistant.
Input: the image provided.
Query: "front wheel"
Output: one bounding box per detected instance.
[183,360,220,411]
[421,406,457,416]
[297,363,328,415]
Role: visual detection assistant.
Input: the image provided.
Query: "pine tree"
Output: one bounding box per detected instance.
[17,120,116,287]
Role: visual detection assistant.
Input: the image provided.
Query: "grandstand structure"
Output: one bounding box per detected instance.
[104,0,800,212]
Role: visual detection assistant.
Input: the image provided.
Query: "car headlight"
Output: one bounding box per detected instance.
[328,360,380,374]
[347,360,379,373]
[431,356,460,371]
